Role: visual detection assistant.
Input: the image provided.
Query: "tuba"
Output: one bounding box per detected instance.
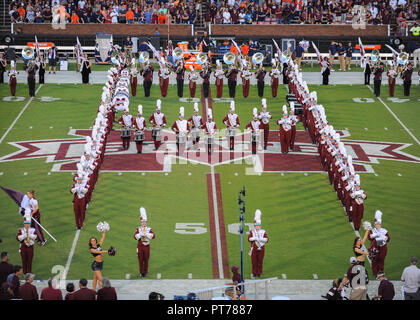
[370,49,380,64]
[223,52,235,65]
[252,52,264,65]
[197,52,208,65]
[139,51,149,64]
[397,51,409,66]
[22,46,35,60]
[281,50,291,63]
[173,47,184,60]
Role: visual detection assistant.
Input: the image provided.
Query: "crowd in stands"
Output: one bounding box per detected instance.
[8,0,419,25]
[207,0,419,26]
[9,0,203,24]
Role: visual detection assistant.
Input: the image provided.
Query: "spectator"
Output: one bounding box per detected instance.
[71,11,79,23]
[26,6,35,23]
[401,256,420,300]
[373,273,395,300]
[72,278,96,300]
[124,36,133,60]
[7,265,23,299]
[64,282,75,300]
[48,44,57,74]
[0,283,14,300]
[97,278,117,300]
[151,9,158,24]
[0,252,14,286]
[225,266,242,298]
[295,42,304,71]
[238,8,246,24]
[40,278,63,300]
[19,273,38,300]
[10,6,22,23]
[126,7,134,24]
[322,278,344,300]
[149,291,164,300]
[328,41,337,71]
[223,8,231,24]
[158,11,167,24]
[34,8,44,23]
[110,7,118,23]
[338,257,369,300]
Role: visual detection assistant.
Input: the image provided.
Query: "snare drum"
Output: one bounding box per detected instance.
[226,127,236,138]
[152,127,162,141]
[121,126,131,138]
[134,130,144,142]
[177,132,187,144]
[206,134,214,145]
[251,131,260,143]
[191,127,200,140]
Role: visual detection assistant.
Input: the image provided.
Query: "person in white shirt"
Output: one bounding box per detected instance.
[222,8,231,24]
[401,257,420,300]
[389,0,398,11]
[110,7,118,23]
[78,0,86,10]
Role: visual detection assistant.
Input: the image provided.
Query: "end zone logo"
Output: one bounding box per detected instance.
[0,129,419,174]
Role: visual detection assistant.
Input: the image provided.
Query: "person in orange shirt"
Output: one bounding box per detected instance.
[158,12,166,24]
[230,45,238,56]
[126,7,135,24]
[71,11,79,24]
[17,5,25,19]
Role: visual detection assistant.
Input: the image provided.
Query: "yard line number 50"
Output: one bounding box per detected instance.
[174,223,254,235]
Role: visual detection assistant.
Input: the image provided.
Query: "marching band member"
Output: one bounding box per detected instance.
[134,105,146,154]
[134,207,156,278]
[401,63,413,96]
[321,57,331,86]
[223,101,240,150]
[130,58,138,97]
[8,60,18,96]
[117,110,133,150]
[140,61,154,97]
[288,103,300,150]
[0,52,7,83]
[258,99,272,150]
[199,62,212,99]
[225,62,238,98]
[248,210,269,278]
[174,58,185,98]
[386,62,397,97]
[366,211,390,277]
[38,52,46,84]
[26,189,46,246]
[373,62,384,97]
[188,103,203,148]
[214,60,224,98]
[149,99,167,150]
[255,64,266,98]
[70,176,89,230]
[201,109,217,155]
[26,61,38,97]
[16,220,37,274]
[350,176,367,231]
[245,108,261,155]
[240,62,251,98]
[171,107,190,155]
[277,106,292,154]
[269,59,280,98]
[158,57,171,98]
[187,65,198,98]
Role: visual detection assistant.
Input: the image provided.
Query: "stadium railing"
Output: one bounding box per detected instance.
[192,277,278,300]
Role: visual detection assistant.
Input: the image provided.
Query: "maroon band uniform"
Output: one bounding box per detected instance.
[16,222,37,274]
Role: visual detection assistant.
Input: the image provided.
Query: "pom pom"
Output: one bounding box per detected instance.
[363,221,372,231]
[108,246,116,256]
[96,221,110,232]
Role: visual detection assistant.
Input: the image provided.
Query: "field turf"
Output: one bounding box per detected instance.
[0,80,419,281]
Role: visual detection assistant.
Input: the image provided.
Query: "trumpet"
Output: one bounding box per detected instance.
[22,46,35,60]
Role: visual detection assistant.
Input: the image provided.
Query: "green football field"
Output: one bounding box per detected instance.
[0,80,419,282]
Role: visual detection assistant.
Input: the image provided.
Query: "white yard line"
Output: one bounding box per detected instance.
[210,165,224,279]
[63,229,81,281]
[367,85,420,146]
[0,84,43,144]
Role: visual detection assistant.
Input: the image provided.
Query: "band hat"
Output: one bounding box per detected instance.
[194,102,199,113]
[374,210,382,224]
[207,108,213,119]
[350,257,357,264]
[24,219,31,224]
[138,104,143,114]
[261,98,267,109]
[139,207,147,222]
[156,99,161,110]
[282,105,288,116]
[179,106,184,118]
[376,273,385,279]
[230,101,235,112]
[254,209,262,226]
[253,107,258,119]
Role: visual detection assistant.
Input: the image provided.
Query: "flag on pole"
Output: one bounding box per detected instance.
[358,37,366,67]
[34,36,41,63]
[1,185,25,208]
[76,36,84,72]
[311,41,323,66]
[385,44,399,65]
